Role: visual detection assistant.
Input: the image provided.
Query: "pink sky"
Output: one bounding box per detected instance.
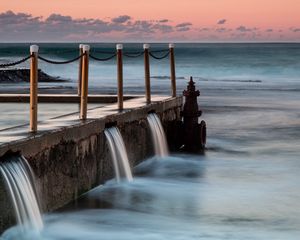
[1,0,300,42]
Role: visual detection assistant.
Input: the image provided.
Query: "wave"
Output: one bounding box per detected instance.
[134,156,205,179]
[151,76,185,80]
[206,146,249,155]
[203,87,300,92]
[192,76,263,83]
[151,75,263,83]
[198,78,262,83]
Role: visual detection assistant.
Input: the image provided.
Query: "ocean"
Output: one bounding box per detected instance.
[0,43,300,239]
[1,43,300,94]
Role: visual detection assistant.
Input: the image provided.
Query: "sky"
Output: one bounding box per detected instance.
[0,0,300,42]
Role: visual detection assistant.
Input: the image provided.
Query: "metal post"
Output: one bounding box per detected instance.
[117,44,123,110]
[144,44,151,104]
[78,44,84,96]
[30,45,39,133]
[80,45,90,120]
[169,43,176,97]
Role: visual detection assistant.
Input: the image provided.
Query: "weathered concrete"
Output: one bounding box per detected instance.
[0,95,182,233]
[0,176,15,233]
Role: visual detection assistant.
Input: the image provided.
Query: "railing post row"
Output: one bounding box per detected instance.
[27,43,175,128]
[169,43,176,97]
[80,45,90,120]
[30,45,39,133]
[117,44,123,111]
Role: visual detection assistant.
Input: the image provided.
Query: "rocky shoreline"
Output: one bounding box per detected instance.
[0,69,69,83]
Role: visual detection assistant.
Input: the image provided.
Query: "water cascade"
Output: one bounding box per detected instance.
[104,127,133,182]
[0,155,43,233]
[147,113,169,157]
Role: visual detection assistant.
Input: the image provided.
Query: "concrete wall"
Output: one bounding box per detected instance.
[0,96,182,234]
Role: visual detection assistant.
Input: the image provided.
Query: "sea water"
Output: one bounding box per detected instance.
[1,43,300,93]
[0,43,300,239]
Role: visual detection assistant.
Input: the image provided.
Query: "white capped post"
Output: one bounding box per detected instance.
[116,44,123,50]
[143,43,151,104]
[169,43,176,97]
[30,45,39,53]
[83,44,90,52]
[30,45,39,133]
[169,43,175,49]
[143,44,150,50]
[116,44,123,110]
[80,44,90,120]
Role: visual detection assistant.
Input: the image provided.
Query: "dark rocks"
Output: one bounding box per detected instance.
[0,69,69,83]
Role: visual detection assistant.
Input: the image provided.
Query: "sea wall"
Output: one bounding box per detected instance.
[0,96,182,233]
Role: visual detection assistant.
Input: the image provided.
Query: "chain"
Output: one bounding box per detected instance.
[38,53,85,64]
[123,51,145,58]
[89,53,117,61]
[149,50,170,60]
[0,55,32,68]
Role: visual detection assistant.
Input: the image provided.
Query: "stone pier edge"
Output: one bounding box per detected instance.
[0,96,183,233]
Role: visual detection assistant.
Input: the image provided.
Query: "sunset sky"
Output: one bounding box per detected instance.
[0,0,299,42]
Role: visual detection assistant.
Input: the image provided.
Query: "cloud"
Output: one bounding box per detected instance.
[152,24,174,33]
[125,20,175,35]
[0,11,46,38]
[199,28,210,32]
[0,10,40,25]
[175,22,192,32]
[177,27,190,32]
[111,15,131,24]
[125,20,154,34]
[0,10,182,41]
[176,22,192,28]
[158,19,169,23]
[46,14,72,23]
[217,19,226,25]
[236,25,255,32]
[0,10,41,30]
[0,10,295,42]
[216,28,231,33]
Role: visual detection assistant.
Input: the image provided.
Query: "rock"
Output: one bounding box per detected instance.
[0,69,69,83]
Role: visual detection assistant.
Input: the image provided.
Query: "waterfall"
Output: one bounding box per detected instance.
[104,127,133,182]
[0,155,43,233]
[147,113,169,157]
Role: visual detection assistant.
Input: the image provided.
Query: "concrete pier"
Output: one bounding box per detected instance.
[0,95,183,233]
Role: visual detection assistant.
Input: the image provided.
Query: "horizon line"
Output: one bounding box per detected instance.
[0,41,299,44]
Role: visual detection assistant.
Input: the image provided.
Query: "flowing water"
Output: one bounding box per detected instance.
[0,43,300,239]
[104,127,133,182]
[147,113,169,157]
[0,155,43,234]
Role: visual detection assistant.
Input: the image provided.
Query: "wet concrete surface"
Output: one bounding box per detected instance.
[0,96,182,156]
